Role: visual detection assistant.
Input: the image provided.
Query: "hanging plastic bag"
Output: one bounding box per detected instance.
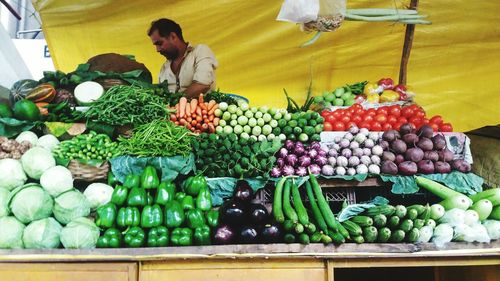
[277,0,346,32]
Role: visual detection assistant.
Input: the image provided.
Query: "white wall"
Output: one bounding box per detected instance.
[0,25,32,88]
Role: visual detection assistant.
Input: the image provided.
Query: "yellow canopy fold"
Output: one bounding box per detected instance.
[33,0,500,131]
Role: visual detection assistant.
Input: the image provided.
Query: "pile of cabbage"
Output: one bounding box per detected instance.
[0,136,113,250]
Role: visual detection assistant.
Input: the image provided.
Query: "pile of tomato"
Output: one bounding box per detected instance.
[321,104,453,132]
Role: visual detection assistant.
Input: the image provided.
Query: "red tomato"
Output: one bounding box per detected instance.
[389,105,401,117]
[401,107,414,118]
[359,122,371,130]
[325,115,336,124]
[351,104,363,110]
[366,108,377,116]
[415,110,426,119]
[323,122,333,131]
[321,110,330,118]
[340,115,350,123]
[332,110,342,118]
[333,122,346,131]
[430,123,439,132]
[409,117,422,128]
[363,114,374,123]
[348,107,356,115]
[375,114,388,123]
[371,122,382,131]
[382,123,393,131]
[354,108,365,116]
[430,115,443,125]
[352,115,362,124]
[376,107,389,116]
[440,123,453,132]
[387,115,398,125]
[397,117,408,123]
[421,118,430,124]
[408,104,420,112]
[394,122,404,130]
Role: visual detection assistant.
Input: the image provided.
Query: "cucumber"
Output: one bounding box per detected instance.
[305,181,328,233]
[309,175,339,232]
[406,208,419,220]
[291,180,309,225]
[439,194,472,210]
[283,219,295,232]
[352,235,365,244]
[273,177,287,223]
[413,219,425,229]
[469,188,500,206]
[373,214,387,228]
[399,219,414,233]
[430,204,445,220]
[341,220,363,236]
[390,229,406,243]
[388,215,400,229]
[283,179,299,221]
[294,223,304,234]
[364,205,396,216]
[310,232,323,243]
[469,199,493,221]
[299,233,310,245]
[305,223,317,234]
[489,206,500,220]
[351,215,373,227]
[321,234,333,244]
[394,205,407,218]
[407,204,426,216]
[329,230,345,244]
[284,233,296,243]
[377,227,391,243]
[406,228,420,243]
[363,226,378,243]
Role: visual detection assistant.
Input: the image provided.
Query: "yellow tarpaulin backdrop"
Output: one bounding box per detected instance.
[33,0,500,132]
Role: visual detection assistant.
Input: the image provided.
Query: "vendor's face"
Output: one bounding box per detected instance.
[150,30,178,60]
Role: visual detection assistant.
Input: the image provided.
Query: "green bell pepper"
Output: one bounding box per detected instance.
[181,195,195,210]
[111,185,128,206]
[186,209,206,229]
[107,172,118,186]
[206,209,219,228]
[117,207,140,228]
[124,226,145,247]
[147,193,154,205]
[95,202,117,229]
[196,185,212,211]
[96,228,122,248]
[175,192,186,201]
[194,225,211,245]
[147,226,169,247]
[141,166,160,189]
[165,201,185,228]
[127,187,147,206]
[141,204,163,228]
[184,175,207,196]
[123,174,140,189]
[155,181,176,205]
[170,228,193,246]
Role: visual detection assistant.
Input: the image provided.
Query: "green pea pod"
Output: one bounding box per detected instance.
[141,166,160,189]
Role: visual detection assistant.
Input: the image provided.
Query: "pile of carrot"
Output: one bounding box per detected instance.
[171,94,220,133]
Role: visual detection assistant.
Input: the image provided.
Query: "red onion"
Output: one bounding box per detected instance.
[328,149,338,157]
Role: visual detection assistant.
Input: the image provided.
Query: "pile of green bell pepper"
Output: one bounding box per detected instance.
[97,167,218,248]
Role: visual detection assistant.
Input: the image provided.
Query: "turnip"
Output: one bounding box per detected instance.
[398,161,418,175]
[349,126,359,135]
[348,156,360,167]
[424,151,439,162]
[295,166,308,176]
[359,128,369,136]
[333,136,342,143]
[349,141,360,149]
[298,155,311,167]
[356,164,369,174]
[309,164,321,174]
[363,148,372,156]
[368,132,379,141]
[315,156,328,166]
[360,155,371,166]
[368,164,380,174]
[341,148,352,158]
[346,167,356,176]
[321,165,334,176]
[332,143,340,151]
[370,155,381,165]
[336,156,348,167]
[371,145,383,156]
[354,133,367,144]
[379,140,390,150]
[344,133,354,141]
[317,149,327,157]
[352,148,364,157]
[335,166,347,176]
[328,149,338,157]
[328,156,336,166]
[363,138,375,148]
[339,139,350,148]
[381,161,398,175]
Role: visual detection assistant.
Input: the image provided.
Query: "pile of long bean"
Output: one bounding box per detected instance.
[117,119,194,157]
[84,84,171,126]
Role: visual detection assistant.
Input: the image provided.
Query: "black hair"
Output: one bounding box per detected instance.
[148,18,184,41]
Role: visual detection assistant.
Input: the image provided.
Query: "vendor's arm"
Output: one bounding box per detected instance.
[185,44,218,98]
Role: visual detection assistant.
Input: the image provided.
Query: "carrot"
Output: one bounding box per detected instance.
[213,117,220,126]
[208,123,215,133]
[185,103,191,116]
[186,116,192,122]
[198,94,205,104]
[178,97,187,118]
[175,103,180,117]
[170,114,177,121]
[208,104,218,115]
[190,99,198,111]
[199,101,207,111]
[196,107,202,116]
[207,100,217,111]
[209,115,214,121]
[201,109,208,115]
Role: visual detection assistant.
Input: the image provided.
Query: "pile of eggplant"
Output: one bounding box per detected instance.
[213,181,282,244]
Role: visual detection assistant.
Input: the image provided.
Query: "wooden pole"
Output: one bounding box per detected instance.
[398,0,419,85]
